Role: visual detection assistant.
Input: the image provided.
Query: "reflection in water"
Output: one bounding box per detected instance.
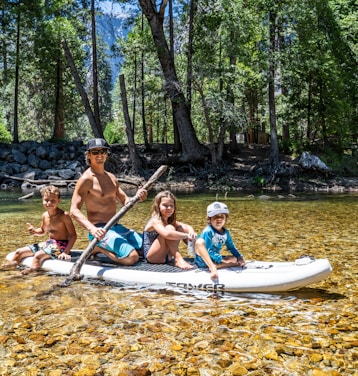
[0,192,357,375]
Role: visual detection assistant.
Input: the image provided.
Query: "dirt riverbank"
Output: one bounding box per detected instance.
[110,144,358,194]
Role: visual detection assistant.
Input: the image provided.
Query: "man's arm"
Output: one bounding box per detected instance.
[70,176,93,232]
[116,184,130,206]
[63,214,77,253]
[116,184,147,206]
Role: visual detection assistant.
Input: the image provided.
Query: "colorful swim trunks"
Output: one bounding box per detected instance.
[29,239,68,259]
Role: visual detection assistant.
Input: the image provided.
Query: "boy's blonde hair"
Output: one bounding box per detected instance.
[40,185,61,199]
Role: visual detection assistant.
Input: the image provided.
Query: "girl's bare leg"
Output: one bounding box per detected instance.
[166,225,193,269]
[146,224,193,269]
[146,237,169,264]
[166,239,193,270]
[146,236,193,269]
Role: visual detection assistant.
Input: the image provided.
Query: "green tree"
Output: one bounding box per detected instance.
[138,0,204,163]
[180,0,262,162]
[1,0,356,165]
[277,0,357,153]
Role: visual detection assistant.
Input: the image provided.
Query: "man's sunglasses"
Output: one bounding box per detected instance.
[89,149,108,155]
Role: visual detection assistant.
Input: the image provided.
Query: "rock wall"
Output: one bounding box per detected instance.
[0,141,87,189]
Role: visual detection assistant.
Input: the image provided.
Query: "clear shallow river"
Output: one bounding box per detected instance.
[0,191,357,375]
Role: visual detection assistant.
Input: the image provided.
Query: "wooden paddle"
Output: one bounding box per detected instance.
[61,165,168,287]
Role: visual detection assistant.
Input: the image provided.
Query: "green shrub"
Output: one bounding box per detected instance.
[104,121,126,144]
[254,175,266,187]
[321,148,358,177]
[0,123,12,143]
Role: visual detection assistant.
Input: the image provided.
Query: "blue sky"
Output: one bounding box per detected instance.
[100,1,137,18]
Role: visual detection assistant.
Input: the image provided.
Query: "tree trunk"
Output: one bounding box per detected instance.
[307,78,311,142]
[216,37,225,162]
[268,10,280,170]
[195,81,217,167]
[138,0,204,163]
[186,0,196,113]
[53,56,64,139]
[1,3,10,126]
[13,5,20,144]
[91,0,102,132]
[168,0,181,153]
[141,14,149,149]
[278,26,289,142]
[62,40,103,138]
[319,78,327,149]
[228,51,238,154]
[217,121,227,163]
[132,51,137,132]
[119,74,143,174]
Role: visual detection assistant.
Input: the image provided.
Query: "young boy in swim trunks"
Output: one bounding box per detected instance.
[2,185,77,275]
[194,201,246,280]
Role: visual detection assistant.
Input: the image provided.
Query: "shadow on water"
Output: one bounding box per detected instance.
[30,270,346,302]
[278,287,346,300]
[227,287,346,302]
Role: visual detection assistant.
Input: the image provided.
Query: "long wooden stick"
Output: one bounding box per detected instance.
[61,165,168,286]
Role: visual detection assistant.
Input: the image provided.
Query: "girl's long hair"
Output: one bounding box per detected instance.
[151,190,177,225]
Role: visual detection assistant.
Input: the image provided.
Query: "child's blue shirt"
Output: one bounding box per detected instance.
[194,224,243,268]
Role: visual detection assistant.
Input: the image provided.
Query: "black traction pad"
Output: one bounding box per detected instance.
[69,251,198,273]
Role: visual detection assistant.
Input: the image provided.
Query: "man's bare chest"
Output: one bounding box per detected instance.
[90,176,117,198]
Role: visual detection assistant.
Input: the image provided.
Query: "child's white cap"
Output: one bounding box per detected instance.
[207,202,229,217]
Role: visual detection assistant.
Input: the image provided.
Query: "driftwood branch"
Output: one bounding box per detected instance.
[5,175,77,184]
[4,175,140,187]
[18,192,34,200]
[60,165,168,287]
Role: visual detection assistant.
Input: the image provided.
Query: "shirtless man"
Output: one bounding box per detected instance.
[70,138,147,266]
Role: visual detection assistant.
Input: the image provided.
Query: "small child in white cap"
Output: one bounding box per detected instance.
[194,201,246,280]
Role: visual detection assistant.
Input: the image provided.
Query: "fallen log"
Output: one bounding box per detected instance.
[4,175,77,184]
[4,174,140,187]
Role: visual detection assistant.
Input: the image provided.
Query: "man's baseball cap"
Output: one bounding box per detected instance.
[87,138,110,151]
[207,201,229,217]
